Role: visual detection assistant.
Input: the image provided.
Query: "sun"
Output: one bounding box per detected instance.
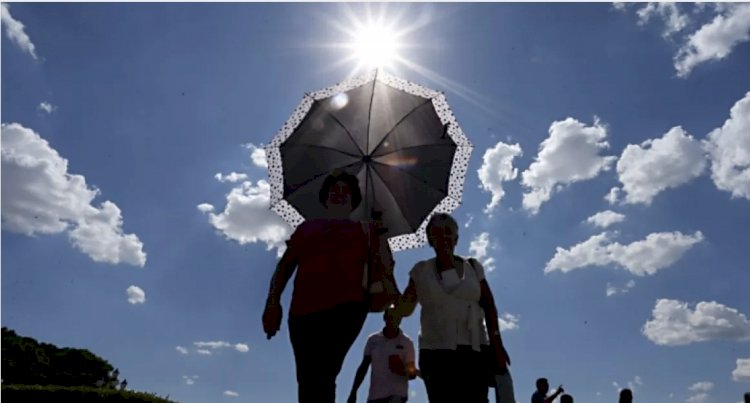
[350,23,400,69]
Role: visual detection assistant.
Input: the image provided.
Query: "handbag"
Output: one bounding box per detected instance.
[361,222,400,312]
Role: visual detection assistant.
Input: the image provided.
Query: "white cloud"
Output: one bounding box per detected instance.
[704,91,750,201]
[606,279,636,297]
[182,375,198,385]
[176,346,189,355]
[604,187,621,205]
[586,210,626,229]
[1,4,38,60]
[477,141,523,213]
[615,126,706,205]
[244,143,268,168]
[185,378,195,385]
[196,349,212,355]
[521,118,616,214]
[191,340,249,353]
[1,123,146,266]
[636,3,690,38]
[686,393,709,403]
[613,375,643,392]
[224,390,239,397]
[498,313,520,331]
[688,382,714,392]
[642,299,750,346]
[38,102,56,114]
[464,213,474,228]
[194,341,232,349]
[126,285,145,304]
[197,203,214,213]
[214,172,249,183]
[468,232,496,272]
[733,358,750,382]
[546,231,703,276]
[199,180,291,257]
[675,4,750,77]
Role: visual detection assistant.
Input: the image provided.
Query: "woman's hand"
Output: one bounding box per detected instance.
[262,301,282,340]
[495,344,511,370]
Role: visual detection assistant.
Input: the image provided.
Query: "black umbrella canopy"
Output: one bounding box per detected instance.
[265,70,472,251]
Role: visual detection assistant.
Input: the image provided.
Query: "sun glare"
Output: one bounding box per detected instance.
[351,24,400,69]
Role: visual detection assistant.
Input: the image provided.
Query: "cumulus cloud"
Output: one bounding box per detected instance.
[224,390,239,397]
[733,358,750,382]
[214,172,248,183]
[197,203,214,213]
[176,346,189,355]
[675,3,750,77]
[688,382,714,392]
[498,313,520,331]
[126,285,145,304]
[1,123,146,266]
[521,118,616,214]
[1,4,38,60]
[604,187,621,205]
[606,280,636,297]
[199,180,291,257]
[545,231,703,276]
[244,143,268,168]
[477,141,523,213]
[636,2,690,38]
[38,102,56,114]
[615,126,706,205]
[234,343,249,353]
[468,232,496,272]
[182,375,198,385]
[704,91,750,201]
[642,299,750,346]
[686,393,709,403]
[586,210,626,229]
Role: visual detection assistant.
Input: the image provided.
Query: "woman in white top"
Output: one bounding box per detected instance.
[395,213,510,403]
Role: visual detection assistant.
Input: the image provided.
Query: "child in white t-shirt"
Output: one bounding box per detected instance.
[348,307,417,403]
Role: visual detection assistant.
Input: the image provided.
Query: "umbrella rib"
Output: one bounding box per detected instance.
[284,161,362,200]
[284,143,362,159]
[322,109,366,157]
[365,70,378,155]
[368,163,416,233]
[370,98,434,154]
[371,160,449,197]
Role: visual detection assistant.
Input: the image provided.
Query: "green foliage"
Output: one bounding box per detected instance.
[0,385,177,403]
[2,327,117,387]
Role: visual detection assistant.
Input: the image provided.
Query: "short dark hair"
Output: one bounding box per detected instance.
[536,378,548,389]
[560,394,573,403]
[319,171,362,210]
[425,213,459,247]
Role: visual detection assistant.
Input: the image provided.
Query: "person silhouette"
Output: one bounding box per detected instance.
[347,306,417,403]
[531,378,564,403]
[560,394,573,403]
[394,213,511,403]
[744,392,750,403]
[619,388,633,403]
[262,171,395,403]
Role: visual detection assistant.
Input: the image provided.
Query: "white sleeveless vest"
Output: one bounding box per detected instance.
[409,257,489,351]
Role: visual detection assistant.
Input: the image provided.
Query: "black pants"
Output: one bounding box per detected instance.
[288,301,368,403]
[419,347,489,403]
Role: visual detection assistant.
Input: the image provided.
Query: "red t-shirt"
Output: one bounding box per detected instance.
[288,218,371,316]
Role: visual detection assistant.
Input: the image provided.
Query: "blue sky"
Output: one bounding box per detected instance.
[2,3,750,403]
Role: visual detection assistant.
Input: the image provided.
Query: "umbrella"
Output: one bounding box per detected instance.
[264,70,472,251]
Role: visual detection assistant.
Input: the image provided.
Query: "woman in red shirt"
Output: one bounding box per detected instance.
[262,171,391,403]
